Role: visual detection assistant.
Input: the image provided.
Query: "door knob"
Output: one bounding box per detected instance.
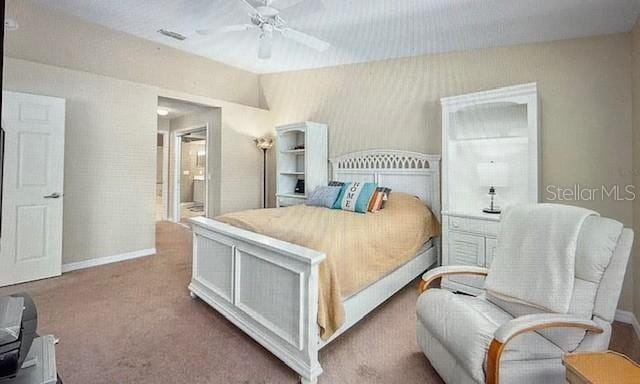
[44,192,62,199]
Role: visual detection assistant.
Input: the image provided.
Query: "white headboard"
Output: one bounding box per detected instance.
[330,150,441,220]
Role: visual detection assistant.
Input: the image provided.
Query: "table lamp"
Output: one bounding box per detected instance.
[477,161,508,214]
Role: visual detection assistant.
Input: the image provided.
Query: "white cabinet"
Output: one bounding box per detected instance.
[485,237,498,267]
[443,214,498,293]
[440,83,539,294]
[276,122,328,207]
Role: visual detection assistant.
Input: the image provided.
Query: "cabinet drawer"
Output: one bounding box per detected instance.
[448,216,498,236]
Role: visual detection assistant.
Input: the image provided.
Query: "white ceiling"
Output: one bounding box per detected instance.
[34,0,640,74]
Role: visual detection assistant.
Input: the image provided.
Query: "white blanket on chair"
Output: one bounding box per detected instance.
[484,204,597,314]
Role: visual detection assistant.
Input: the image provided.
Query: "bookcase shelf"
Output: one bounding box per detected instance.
[280,149,306,155]
[276,122,328,207]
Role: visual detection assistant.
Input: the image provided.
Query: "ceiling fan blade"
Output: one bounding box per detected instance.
[196,27,218,36]
[269,0,305,10]
[258,30,273,59]
[281,27,329,52]
[277,0,325,19]
[197,24,257,36]
[239,0,261,15]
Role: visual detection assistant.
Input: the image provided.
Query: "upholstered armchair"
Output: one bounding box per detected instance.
[416,215,634,384]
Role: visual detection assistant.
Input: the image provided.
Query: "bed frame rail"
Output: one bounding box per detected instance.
[188,217,325,384]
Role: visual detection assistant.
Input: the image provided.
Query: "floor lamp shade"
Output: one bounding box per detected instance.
[255,137,274,208]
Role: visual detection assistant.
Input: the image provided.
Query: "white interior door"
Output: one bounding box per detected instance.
[0,91,66,286]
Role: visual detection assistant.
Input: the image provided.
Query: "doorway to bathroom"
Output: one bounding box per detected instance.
[174,127,207,223]
[157,96,220,224]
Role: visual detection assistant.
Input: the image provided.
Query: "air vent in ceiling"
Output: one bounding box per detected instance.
[158,29,186,41]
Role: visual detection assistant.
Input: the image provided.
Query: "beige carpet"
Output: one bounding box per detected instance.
[0,222,638,384]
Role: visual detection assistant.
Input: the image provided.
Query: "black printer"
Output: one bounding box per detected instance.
[0,294,38,382]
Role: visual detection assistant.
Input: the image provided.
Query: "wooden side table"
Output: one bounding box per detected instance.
[563,351,640,384]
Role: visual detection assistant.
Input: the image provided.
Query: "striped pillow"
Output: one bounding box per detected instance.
[377,187,392,208]
[332,182,378,213]
[367,187,392,212]
[367,191,384,212]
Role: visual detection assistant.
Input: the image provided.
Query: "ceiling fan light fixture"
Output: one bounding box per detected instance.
[199,0,331,60]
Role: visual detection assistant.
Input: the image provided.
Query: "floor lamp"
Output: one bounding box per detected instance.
[255,137,274,208]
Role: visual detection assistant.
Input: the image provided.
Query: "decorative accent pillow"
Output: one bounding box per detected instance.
[367,191,384,212]
[306,186,342,208]
[332,182,378,213]
[377,187,392,208]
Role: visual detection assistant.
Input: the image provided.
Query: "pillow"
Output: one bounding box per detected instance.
[377,187,392,208]
[306,186,342,208]
[367,191,384,212]
[332,182,378,213]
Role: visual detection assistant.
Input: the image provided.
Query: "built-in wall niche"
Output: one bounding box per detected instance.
[448,102,528,141]
[442,83,539,217]
[440,83,539,294]
[447,138,530,214]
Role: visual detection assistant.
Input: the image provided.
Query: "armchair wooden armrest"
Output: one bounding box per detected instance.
[486,313,604,384]
[418,265,489,293]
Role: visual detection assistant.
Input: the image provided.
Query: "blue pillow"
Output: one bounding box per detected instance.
[306,186,342,208]
[332,182,378,213]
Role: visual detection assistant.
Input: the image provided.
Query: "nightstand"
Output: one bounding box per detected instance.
[563,351,640,384]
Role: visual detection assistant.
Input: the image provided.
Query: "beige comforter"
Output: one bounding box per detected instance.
[216,192,440,340]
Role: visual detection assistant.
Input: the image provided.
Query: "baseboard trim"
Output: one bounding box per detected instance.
[615,309,640,340]
[62,248,156,273]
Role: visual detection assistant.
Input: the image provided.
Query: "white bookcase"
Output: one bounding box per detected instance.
[276,122,328,207]
[440,83,540,294]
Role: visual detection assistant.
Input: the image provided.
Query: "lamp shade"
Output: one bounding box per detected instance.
[255,137,274,150]
[477,161,508,187]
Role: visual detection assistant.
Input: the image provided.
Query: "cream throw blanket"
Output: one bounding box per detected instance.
[484,204,597,314]
[216,193,440,340]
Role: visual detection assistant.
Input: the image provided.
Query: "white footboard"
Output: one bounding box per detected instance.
[188,217,325,384]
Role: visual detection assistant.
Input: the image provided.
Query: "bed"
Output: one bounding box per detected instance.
[188,150,441,384]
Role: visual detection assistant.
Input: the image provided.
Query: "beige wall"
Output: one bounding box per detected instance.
[3,57,275,265]
[632,20,640,321]
[220,104,277,212]
[3,57,158,264]
[4,0,260,108]
[260,33,636,311]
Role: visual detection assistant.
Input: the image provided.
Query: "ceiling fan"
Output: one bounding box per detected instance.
[197,0,329,59]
